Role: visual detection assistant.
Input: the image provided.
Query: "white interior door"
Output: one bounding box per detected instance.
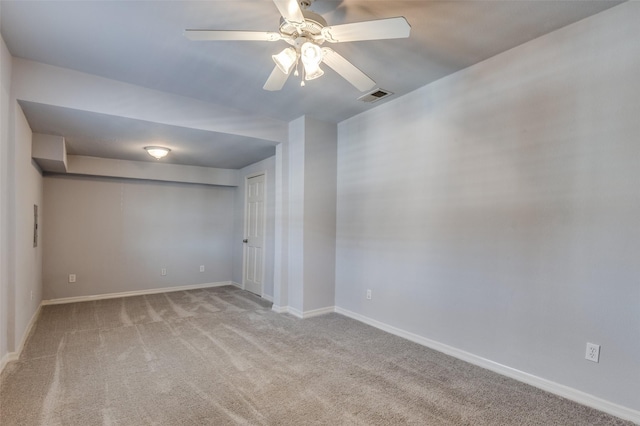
[243,174,265,295]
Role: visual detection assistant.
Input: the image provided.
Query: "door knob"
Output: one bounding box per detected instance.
[243,239,248,243]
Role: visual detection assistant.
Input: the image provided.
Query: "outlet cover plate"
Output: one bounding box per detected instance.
[585,342,600,363]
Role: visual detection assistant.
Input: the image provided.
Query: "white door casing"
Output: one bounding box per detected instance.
[243,174,266,295]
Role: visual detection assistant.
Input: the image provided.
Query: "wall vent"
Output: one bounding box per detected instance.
[358,88,393,103]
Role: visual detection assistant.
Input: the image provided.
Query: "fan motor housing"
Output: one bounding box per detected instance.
[280,10,327,44]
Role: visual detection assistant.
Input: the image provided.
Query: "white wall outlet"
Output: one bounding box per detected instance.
[366,289,372,300]
[585,342,600,363]
[68,274,76,283]
[161,268,167,276]
[200,265,205,272]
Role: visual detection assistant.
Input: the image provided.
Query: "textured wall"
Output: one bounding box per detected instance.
[43,175,235,299]
[13,105,43,351]
[336,3,639,412]
[284,116,337,314]
[302,117,336,313]
[1,31,45,363]
[0,30,12,365]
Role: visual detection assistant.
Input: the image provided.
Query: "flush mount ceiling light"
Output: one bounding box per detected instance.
[144,146,171,160]
[184,0,410,92]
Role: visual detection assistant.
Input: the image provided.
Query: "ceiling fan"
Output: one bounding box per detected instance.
[184,0,410,92]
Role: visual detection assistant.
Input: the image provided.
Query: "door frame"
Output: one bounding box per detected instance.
[242,171,267,297]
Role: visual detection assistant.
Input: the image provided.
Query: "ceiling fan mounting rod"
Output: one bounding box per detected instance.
[299,0,314,10]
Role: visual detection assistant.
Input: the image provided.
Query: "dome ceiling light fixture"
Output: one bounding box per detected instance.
[184,0,410,92]
[144,146,171,160]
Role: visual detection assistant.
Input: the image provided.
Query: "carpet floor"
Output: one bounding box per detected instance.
[0,285,632,425]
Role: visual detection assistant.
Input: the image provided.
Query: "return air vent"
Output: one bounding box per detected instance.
[358,88,393,103]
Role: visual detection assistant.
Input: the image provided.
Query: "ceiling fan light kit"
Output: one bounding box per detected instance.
[300,41,322,67]
[272,47,297,74]
[184,0,410,92]
[300,41,324,81]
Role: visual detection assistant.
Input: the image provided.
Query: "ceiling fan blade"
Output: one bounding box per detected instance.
[321,48,376,92]
[263,66,291,91]
[322,17,411,43]
[184,30,281,42]
[273,0,305,24]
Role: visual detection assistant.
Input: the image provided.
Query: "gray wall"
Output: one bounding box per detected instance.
[232,156,276,299]
[287,117,305,312]
[13,103,43,348]
[273,143,289,309]
[1,29,44,366]
[0,28,11,366]
[302,117,336,312]
[43,175,235,299]
[282,116,337,315]
[335,3,639,412]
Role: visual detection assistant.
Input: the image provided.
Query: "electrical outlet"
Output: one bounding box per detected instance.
[585,342,600,363]
[366,289,372,300]
[161,268,167,276]
[68,274,76,283]
[200,265,205,272]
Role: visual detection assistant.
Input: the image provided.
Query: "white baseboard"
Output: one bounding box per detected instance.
[271,304,288,314]
[0,351,18,374]
[299,306,335,318]
[0,304,42,375]
[230,281,243,289]
[42,281,235,305]
[15,304,42,358]
[262,294,274,302]
[334,306,640,425]
[287,307,304,318]
[272,305,335,319]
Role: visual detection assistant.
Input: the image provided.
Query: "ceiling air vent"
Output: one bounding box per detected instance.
[358,88,393,103]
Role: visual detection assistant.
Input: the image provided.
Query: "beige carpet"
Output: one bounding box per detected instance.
[0,286,632,425]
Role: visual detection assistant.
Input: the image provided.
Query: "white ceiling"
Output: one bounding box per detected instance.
[0,0,623,169]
